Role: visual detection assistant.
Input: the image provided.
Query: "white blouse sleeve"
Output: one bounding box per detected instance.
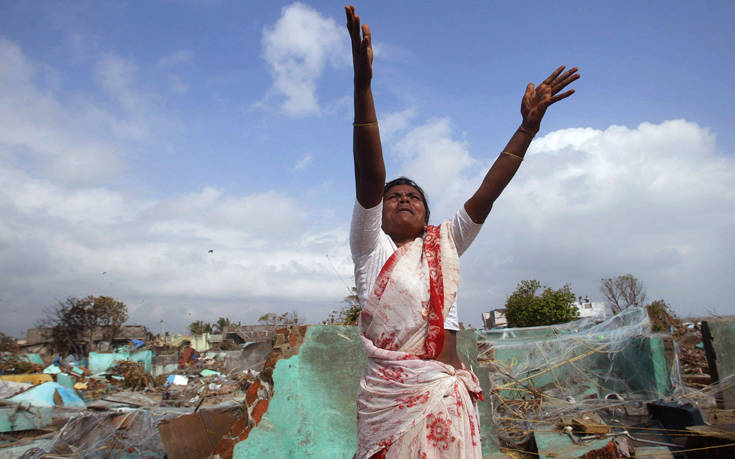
[350,200,383,259]
[450,204,483,256]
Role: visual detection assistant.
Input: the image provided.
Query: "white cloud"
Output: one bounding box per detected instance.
[95,54,143,113]
[0,39,125,185]
[0,37,353,337]
[0,162,352,336]
[293,153,313,171]
[380,107,416,142]
[261,2,348,116]
[392,117,476,216]
[379,112,733,324]
[455,119,735,323]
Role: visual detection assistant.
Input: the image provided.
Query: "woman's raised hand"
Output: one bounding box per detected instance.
[345,5,373,89]
[521,66,580,132]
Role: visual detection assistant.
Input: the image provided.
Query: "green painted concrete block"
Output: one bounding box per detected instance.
[235,326,500,458]
[704,318,735,408]
[57,372,74,388]
[235,326,366,458]
[0,406,53,433]
[89,350,153,374]
[24,353,44,365]
[457,329,502,457]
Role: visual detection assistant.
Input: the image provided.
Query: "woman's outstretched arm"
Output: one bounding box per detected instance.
[464,66,580,223]
[346,5,384,208]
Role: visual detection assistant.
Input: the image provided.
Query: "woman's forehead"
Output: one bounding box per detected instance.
[385,184,420,194]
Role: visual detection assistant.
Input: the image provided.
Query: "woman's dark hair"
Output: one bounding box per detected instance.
[384,176,430,223]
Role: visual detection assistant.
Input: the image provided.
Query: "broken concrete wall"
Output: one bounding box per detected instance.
[151,353,178,377]
[0,406,53,433]
[88,350,153,374]
[24,328,53,346]
[232,342,273,372]
[702,318,735,408]
[232,326,501,458]
[191,333,212,352]
[233,326,365,458]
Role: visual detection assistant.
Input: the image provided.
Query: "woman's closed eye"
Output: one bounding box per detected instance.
[387,193,421,201]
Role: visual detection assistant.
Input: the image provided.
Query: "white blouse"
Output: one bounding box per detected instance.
[350,200,482,331]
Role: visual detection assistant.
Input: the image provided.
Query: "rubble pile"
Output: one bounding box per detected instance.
[676,322,712,387]
[475,308,735,457]
[108,360,152,391]
[2,315,734,458]
[0,324,308,458]
[0,354,44,375]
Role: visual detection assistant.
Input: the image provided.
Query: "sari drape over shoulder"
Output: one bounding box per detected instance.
[356,221,482,459]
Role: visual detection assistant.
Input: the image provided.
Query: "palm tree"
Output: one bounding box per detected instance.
[213,317,232,334]
[188,320,212,335]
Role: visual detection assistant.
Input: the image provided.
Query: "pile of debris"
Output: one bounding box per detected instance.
[476,308,735,458]
[676,322,711,388]
[3,314,734,458]
[0,325,308,458]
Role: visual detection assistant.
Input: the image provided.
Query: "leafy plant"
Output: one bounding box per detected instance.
[188,320,213,335]
[505,280,579,327]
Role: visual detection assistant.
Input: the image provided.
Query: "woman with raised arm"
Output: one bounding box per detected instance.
[345,6,579,458]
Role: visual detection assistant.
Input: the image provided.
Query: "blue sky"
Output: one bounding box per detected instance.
[1,1,733,337]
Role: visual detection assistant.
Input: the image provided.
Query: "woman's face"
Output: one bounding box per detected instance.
[382,184,427,241]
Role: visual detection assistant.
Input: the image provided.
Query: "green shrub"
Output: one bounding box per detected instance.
[505,280,579,327]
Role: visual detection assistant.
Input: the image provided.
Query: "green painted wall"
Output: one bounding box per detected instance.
[88,350,153,374]
[0,407,53,433]
[457,329,502,456]
[235,326,501,458]
[235,326,365,458]
[705,318,735,408]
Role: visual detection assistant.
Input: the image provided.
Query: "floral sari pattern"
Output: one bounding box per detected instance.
[356,221,482,459]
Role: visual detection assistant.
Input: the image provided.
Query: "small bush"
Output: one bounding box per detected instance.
[646,299,680,332]
[505,280,579,327]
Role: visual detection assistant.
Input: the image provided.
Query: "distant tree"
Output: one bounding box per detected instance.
[323,287,361,325]
[600,274,647,313]
[188,320,213,335]
[39,296,128,356]
[258,311,303,326]
[505,280,579,327]
[0,331,19,353]
[213,317,232,334]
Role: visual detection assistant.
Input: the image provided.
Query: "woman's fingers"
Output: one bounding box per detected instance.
[542,65,565,86]
[362,23,371,46]
[345,7,361,46]
[548,89,575,105]
[551,68,579,94]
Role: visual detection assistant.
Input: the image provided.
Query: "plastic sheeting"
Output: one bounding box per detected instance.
[477,307,682,445]
[20,409,181,459]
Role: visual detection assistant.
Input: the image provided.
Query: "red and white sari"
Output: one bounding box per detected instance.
[356,221,482,459]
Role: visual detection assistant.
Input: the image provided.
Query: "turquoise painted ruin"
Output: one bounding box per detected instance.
[88,350,153,374]
[233,308,677,457]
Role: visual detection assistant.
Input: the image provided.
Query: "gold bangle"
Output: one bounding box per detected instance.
[353,121,378,127]
[518,125,538,136]
[501,151,524,161]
